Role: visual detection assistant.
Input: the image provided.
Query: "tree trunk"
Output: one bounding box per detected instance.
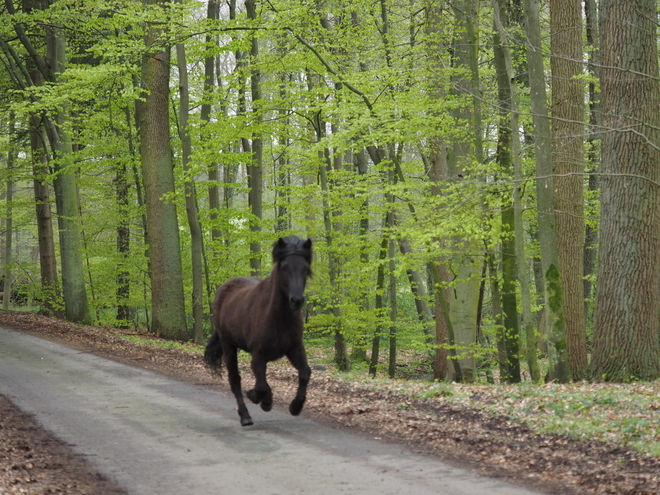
[176,42,205,345]
[115,159,131,325]
[46,25,91,325]
[492,0,528,383]
[245,0,262,277]
[590,0,660,381]
[369,232,389,376]
[137,0,188,340]
[387,230,397,379]
[550,0,587,381]
[492,0,540,382]
[201,0,221,244]
[521,0,570,382]
[3,112,14,311]
[30,120,61,317]
[583,0,600,326]
[445,0,483,383]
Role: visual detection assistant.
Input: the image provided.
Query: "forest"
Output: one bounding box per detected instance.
[0,0,658,385]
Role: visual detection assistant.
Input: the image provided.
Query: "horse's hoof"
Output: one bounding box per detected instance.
[260,400,272,412]
[289,399,304,416]
[246,389,259,404]
[240,417,254,427]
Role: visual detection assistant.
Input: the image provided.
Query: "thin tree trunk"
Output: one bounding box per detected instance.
[387,230,397,379]
[369,232,389,376]
[583,0,600,325]
[492,0,524,383]
[521,0,570,382]
[3,112,14,311]
[201,0,221,244]
[245,0,262,277]
[176,42,205,345]
[487,253,507,380]
[115,159,131,325]
[493,0,540,381]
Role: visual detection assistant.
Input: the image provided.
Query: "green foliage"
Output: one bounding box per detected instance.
[0,0,604,380]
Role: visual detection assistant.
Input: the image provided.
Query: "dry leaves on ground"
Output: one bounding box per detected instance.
[0,310,659,494]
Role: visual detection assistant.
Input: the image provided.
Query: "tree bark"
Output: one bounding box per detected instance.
[590,0,660,381]
[30,120,61,317]
[245,0,263,277]
[46,24,91,325]
[492,0,540,382]
[521,0,570,382]
[583,0,600,325]
[445,0,483,383]
[137,0,188,340]
[550,0,587,381]
[3,112,14,311]
[201,0,221,244]
[176,42,205,345]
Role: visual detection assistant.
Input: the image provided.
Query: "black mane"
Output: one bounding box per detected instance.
[272,236,312,264]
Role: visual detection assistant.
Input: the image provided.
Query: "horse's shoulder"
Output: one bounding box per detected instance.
[219,277,259,291]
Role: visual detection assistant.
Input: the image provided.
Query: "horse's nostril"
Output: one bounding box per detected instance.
[290,296,304,308]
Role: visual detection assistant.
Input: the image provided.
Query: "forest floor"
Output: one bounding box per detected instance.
[0,310,659,494]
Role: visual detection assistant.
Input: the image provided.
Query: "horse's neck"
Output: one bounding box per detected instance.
[262,269,285,305]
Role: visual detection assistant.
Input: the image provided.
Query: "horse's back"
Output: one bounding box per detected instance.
[213,277,260,313]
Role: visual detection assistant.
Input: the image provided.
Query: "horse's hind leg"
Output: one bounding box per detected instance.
[246,355,273,412]
[225,346,253,426]
[287,345,311,416]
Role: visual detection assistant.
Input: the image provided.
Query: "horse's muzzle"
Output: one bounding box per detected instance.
[289,296,305,310]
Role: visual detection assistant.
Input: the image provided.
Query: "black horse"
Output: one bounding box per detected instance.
[204,236,313,426]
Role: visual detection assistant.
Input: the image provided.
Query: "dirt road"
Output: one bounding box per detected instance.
[0,327,540,495]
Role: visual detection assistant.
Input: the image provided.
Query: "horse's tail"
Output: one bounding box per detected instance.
[204,331,223,376]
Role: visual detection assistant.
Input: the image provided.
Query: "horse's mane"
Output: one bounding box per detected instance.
[272,236,312,264]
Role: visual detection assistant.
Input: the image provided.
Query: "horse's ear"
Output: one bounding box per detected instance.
[303,238,312,250]
[273,237,287,262]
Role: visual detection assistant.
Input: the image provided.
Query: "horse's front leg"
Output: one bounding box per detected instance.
[225,346,253,426]
[287,345,311,416]
[246,354,273,412]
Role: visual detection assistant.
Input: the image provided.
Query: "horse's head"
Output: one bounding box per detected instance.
[273,236,313,310]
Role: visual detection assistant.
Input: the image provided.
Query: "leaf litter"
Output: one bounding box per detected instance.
[0,310,659,494]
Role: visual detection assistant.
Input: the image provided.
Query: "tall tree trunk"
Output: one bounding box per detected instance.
[245,0,262,277]
[176,42,205,345]
[590,0,660,381]
[30,121,61,317]
[521,0,570,382]
[387,225,397,379]
[425,1,454,381]
[583,0,600,325]
[137,0,188,340]
[550,0,587,381]
[493,0,540,382]
[201,0,221,244]
[369,232,389,376]
[492,0,525,383]
[115,159,131,325]
[3,112,14,311]
[46,24,90,324]
[318,138,349,372]
[445,0,483,383]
